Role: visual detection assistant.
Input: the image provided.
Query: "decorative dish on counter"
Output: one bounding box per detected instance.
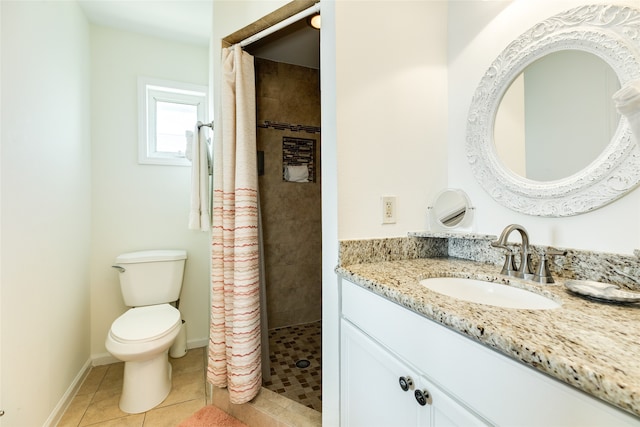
[564,280,640,304]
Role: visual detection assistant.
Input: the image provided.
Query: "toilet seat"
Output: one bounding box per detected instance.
[110,304,180,344]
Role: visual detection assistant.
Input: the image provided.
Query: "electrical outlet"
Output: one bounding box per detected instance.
[382,196,397,224]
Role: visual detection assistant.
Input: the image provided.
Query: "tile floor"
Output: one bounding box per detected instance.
[263,321,322,412]
[57,348,207,427]
[58,322,322,426]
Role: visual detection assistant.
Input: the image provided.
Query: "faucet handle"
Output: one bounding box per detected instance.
[533,249,567,284]
[492,243,518,276]
[500,249,518,277]
[491,241,516,253]
[546,248,568,258]
[490,240,507,249]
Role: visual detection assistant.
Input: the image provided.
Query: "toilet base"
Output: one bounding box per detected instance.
[119,349,173,413]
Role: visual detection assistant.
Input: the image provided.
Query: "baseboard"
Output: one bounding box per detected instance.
[43,358,92,427]
[187,337,208,349]
[92,352,119,366]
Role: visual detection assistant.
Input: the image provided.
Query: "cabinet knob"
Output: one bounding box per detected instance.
[398,376,414,391]
[415,389,432,406]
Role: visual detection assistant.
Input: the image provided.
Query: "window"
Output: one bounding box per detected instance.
[138,77,208,166]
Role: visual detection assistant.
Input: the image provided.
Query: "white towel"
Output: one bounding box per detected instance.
[185,130,194,161]
[613,79,640,147]
[284,164,309,182]
[188,124,210,231]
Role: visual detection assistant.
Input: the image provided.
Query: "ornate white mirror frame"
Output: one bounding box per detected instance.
[466,5,640,217]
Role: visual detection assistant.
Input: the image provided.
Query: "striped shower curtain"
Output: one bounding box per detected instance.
[208,45,261,404]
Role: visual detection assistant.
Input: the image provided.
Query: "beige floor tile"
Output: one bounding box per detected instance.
[57,393,93,427]
[80,387,129,426]
[60,348,324,427]
[158,369,205,407]
[99,363,124,392]
[143,398,206,427]
[83,413,145,427]
[172,363,205,388]
[77,366,108,396]
[170,348,204,375]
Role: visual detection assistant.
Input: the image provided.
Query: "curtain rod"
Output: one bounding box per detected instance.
[237,2,320,49]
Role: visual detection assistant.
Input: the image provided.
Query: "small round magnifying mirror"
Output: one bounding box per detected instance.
[428,189,474,232]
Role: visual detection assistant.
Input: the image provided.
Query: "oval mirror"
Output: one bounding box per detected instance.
[428,189,473,231]
[494,50,620,181]
[466,4,640,217]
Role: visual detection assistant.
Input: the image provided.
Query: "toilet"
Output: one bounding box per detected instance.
[105,249,187,414]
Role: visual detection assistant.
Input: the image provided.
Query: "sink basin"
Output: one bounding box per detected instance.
[419,277,560,310]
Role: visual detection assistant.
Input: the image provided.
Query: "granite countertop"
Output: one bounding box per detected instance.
[337,257,640,418]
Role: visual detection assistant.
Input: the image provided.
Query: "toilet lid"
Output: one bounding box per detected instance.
[111,304,180,343]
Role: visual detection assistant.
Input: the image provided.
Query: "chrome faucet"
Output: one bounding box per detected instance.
[532,248,567,284]
[491,224,534,280]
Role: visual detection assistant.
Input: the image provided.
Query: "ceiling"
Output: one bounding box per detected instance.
[78,0,320,69]
[78,1,213,47]
[245,17,320,69]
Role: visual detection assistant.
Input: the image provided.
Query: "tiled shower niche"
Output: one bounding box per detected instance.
[283,137,316,182]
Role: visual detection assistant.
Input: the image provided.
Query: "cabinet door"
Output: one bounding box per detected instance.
[341,319,430,427]
[420,374,488,427]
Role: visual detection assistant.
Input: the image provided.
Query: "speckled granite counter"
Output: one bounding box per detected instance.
[337,257,640,418]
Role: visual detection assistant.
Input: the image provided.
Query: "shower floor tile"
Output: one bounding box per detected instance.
[263,321,322,412]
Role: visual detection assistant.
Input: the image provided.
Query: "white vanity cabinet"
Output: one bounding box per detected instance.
[341,318,486,426]
[339,278,640,427]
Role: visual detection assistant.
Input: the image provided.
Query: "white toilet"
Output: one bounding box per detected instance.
[105,249,187,414]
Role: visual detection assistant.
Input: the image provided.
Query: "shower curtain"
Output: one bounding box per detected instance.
[208,45,262,404]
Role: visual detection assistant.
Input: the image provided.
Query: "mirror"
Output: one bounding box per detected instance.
[428,189,474,231]
[466,4,640,217]
[494,50,620,181]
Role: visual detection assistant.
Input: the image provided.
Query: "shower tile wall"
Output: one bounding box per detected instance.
[255,57,322,329]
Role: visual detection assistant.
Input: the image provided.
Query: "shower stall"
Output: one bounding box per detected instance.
[215,1,322,412]
[252,56,322,412]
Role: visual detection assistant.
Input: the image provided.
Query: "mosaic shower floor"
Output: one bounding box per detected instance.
[263,320,322,412]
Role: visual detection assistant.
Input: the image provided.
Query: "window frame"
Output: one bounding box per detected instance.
[138,77,208,166]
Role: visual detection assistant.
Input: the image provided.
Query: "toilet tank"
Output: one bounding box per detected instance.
[113,249,187,307]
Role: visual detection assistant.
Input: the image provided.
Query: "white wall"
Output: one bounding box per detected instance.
[336,1,448,240]
[330,0,640,254]
[1,1,92,425]
[448,0,640,254]
[330,4,448,423]
[89,26,210,358]
[0,8,210,424]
